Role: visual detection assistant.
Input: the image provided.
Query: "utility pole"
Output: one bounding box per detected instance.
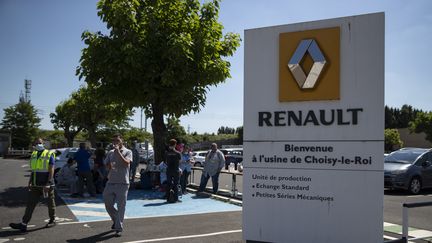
[25,79,31,103]
[140,107,143,130]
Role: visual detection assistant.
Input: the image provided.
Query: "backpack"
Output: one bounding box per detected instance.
[167,188,176,203]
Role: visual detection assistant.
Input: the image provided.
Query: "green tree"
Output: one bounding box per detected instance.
[123,127,153,145]
[1,101,41,149]
[410,112,432,143]
[37,130,66,148]
[385,104,423,129]
[384,128,403,152]
[217,126,235,134]
[166,117,187,143]
[50,98,83,147]
[236,126,243,143]
[72,87,132,147]
[77,0,241,163]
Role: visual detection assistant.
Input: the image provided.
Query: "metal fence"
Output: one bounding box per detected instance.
[190,167,243,199]
[386,201,432,243]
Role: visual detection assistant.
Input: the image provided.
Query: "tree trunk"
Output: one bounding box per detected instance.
[151,102,167,164]
[64,126,82,147]
[66,133,74,147]
[87,127,98,148]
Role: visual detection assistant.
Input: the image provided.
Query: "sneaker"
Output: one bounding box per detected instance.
[115,230,122,237]
[46,219,56,228]
[9,222,27,232]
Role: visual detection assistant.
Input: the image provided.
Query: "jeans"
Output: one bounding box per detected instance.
[130,162,138,183]
[199,172,220,193]
[180,170,190,194]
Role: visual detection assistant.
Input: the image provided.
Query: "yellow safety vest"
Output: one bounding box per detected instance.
[30,150,55,186]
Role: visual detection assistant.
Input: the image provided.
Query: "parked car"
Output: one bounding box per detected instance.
[384,147,432,194]
[53,147,94,182]
[220,148,243,170]
[191,150,208,167]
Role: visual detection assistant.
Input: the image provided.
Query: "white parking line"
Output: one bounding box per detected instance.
[407,194,432,198]
[71,210,110,217]
[383,235,415,243]
[70,202,106,209]
[122,229,242,243]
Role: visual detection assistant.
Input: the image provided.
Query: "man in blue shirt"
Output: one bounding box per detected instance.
[72,143,96,197]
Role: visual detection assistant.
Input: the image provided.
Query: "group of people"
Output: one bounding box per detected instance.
[10,134,133,237]
[160,140,226,203]
[56,143,101,198]
[9,135,226,238]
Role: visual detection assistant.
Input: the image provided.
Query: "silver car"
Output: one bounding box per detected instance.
[384,148,432,194]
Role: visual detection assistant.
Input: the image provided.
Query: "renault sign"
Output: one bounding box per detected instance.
[243,13,384,243]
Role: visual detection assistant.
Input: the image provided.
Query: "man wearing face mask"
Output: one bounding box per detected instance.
[9,138,57,232]
[103,134,132,237]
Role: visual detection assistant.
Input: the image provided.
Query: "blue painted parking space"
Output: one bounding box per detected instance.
[57,188,241,222]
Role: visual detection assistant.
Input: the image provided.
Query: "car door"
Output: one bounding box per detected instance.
[422,153,432,188]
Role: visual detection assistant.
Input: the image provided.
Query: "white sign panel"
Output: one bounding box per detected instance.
[243,13,384,243]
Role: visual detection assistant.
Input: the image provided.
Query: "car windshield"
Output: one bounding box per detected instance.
[385,150,424,164]
[66,151,77,159]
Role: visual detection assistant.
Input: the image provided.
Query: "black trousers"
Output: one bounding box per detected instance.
[166,171,179,201]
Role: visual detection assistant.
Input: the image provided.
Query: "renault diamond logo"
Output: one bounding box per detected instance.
[279,27,339,101]
[288,39,326,89]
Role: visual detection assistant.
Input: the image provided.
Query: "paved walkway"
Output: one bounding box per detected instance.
[56,187,241,223]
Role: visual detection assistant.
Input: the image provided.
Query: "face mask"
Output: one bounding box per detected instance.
[35,144,45,151]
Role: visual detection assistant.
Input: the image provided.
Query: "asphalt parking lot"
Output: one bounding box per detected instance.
[1,158,432,242]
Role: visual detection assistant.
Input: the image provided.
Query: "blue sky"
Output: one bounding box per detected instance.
[1,0,431,134]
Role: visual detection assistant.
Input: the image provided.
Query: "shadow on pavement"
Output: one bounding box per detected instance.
[143,202,167,207]
[0,186,66,208]
[0,226,47,238]
[0,186,29,207]
[66,230,117,242]
[384,188,432,196]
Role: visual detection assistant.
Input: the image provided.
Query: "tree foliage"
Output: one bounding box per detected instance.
[73,87,133,147]
[37,130,67,148]
[51,87,132,147]
[384,128,403,152]
[77,0,241,163]
[217,126,235,134]
[385,104,423,129]
[166,117,187,143]
[409,112,432,143]
[50,98,83,147]
[236,126,243,142]
[1,101,41,149]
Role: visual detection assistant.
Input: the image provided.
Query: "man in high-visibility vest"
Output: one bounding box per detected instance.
[9,138,57,232]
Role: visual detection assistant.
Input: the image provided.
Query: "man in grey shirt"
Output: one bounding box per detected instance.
[198,143,225,194]
[103,134,132,237]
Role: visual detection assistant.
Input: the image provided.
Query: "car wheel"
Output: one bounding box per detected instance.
[194,162,202,167]
[409,177,422,195]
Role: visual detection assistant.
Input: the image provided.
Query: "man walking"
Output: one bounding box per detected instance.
[165,139,182,203]
[198,143,225,194]
[9,138,57,232]
[103,134,132,237]
[72,143,96,197]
